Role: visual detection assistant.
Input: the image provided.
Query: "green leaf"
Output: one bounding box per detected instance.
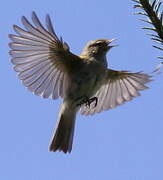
[153,45,163,50]
[140,18,152,24]
[142,27,157,31]
[151,37,163,43]
[134,12,148,16]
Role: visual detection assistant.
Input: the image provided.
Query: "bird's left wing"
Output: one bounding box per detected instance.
[80,69,152,115]
[9,12,81,99]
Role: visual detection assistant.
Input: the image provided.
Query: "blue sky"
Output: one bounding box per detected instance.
[1,0,163,179]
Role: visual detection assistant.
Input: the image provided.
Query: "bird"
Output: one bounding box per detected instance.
[9,12,151,153]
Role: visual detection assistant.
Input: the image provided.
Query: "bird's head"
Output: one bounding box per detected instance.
[80,39,117,58]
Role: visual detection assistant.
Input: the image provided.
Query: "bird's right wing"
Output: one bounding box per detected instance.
[80,69,152,115]
[9,12,81,99]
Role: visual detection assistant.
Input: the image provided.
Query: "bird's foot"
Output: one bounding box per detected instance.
[76,96,98,108]
[88,97,98,108]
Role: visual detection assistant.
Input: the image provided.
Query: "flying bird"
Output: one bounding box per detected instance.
[9,12,151,153]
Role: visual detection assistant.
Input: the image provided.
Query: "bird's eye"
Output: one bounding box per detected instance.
[95,42,103,46]
[89,41,104,49]
[90,42,102,47]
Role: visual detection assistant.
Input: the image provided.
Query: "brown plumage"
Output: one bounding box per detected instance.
[9,12,152,153]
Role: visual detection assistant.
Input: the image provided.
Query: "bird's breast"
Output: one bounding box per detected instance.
[65,62,106,101]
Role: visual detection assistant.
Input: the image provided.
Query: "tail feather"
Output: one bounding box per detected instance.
[49,103,76,153]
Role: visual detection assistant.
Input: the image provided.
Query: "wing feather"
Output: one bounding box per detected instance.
[9,42,49,51]
[9,34,49,47]
[115,80,124,105]
[108,81,117,109]
[80,70,151,115]
[35,68,57,97]
[51,71,62,99]
[9,12,81,99]
[46,14,58,37]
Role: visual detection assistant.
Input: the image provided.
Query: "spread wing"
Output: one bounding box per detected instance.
[9,12,81,99]
[80,69,152,115]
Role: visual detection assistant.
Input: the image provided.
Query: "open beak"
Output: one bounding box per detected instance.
[106,39,118,48]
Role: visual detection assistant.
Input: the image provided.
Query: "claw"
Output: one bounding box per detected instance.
[90,97,98,108]
[76,96,98,108]
[76,96,89,107]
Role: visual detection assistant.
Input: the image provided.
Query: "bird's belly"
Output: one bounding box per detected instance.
[66,71,104,102]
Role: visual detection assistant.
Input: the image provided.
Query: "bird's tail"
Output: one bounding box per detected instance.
[49,102,77,153]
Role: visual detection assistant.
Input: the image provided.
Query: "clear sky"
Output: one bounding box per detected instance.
[1,0,163,180]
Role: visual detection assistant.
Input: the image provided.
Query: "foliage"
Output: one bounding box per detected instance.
[133,0,163,59]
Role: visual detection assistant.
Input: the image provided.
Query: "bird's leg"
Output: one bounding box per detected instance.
[76,96,89,107]
[76,96,98,108]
